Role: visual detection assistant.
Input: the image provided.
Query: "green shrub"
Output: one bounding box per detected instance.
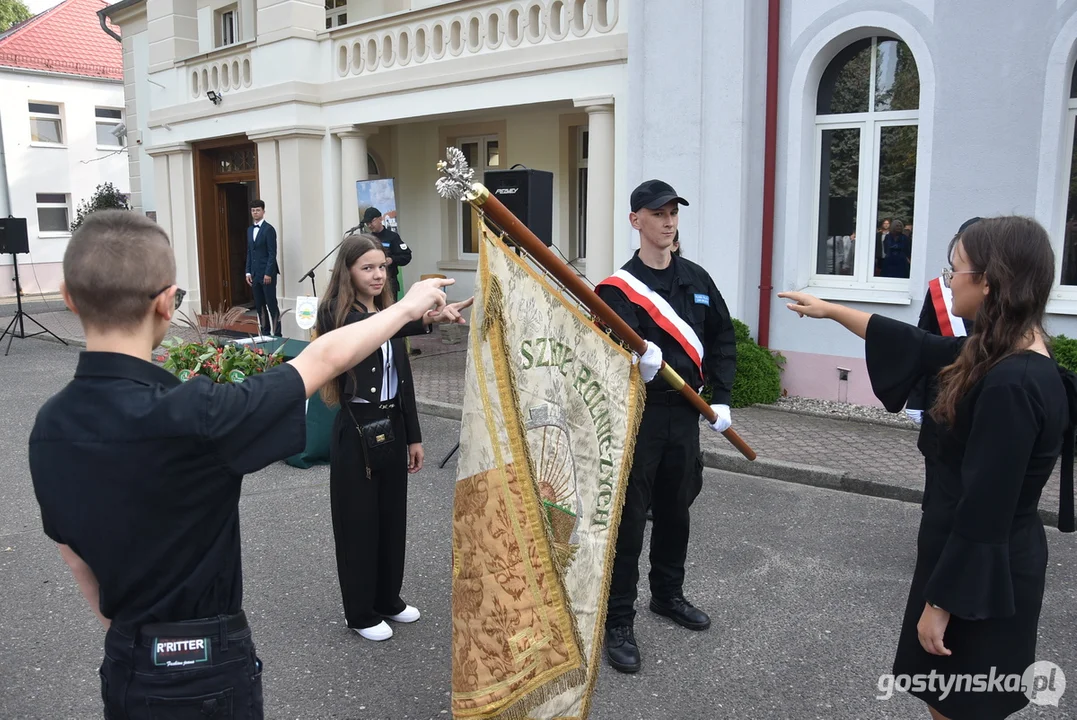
[732,317,751,343]
[1053,335,1077,374]
[70,182,130,232]
[701,319,785,408]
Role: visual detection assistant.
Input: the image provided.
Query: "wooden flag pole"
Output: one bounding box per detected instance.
[436,150,756,461]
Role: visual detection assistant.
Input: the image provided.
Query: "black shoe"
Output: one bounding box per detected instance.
[604,625,641,673]
[649,596,711,631]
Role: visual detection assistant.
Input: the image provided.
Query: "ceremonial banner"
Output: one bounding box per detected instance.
[451,222,644,720]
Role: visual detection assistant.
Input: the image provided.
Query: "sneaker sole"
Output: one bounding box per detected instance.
[648,601,711,631]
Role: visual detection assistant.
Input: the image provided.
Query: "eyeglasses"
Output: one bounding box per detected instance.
[941,268,979,288]
[149,285,187,310]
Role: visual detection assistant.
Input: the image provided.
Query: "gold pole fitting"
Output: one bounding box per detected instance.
[658,364,686,390]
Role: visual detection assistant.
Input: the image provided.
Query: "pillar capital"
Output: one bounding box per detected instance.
[247,126,326,143]
[144,141,192,157]
[330,124,379,140]
[573,96,615,114]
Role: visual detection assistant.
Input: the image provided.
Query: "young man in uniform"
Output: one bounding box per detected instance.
[28,210,461,718]
[362,206,412,299]
[596,179,737,674]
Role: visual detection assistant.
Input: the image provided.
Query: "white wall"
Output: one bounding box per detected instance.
[0,70,130,295]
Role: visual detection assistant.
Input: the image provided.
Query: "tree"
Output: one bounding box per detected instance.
[70,182,131,232]
[0,0,31,32]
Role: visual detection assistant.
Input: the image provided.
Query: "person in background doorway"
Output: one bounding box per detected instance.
[245,199,282,337]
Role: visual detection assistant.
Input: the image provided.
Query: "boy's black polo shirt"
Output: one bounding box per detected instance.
[28,351,307,629]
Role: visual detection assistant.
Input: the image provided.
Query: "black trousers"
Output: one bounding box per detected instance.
[99,611,263,719]
[330,401,409,629]
[606,397,704,628]
[251,279,280,336]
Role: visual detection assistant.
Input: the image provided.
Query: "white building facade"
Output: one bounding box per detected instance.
[0,0,130,296]
[101,0,1077,404]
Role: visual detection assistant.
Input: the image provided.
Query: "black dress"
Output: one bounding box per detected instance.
[865,315,1076,719]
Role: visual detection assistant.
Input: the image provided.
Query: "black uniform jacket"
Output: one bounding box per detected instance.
[321,301,431,445]
[597,251,737,405]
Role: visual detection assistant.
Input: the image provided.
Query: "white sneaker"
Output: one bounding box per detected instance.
[354,621,393,641]
[386,605,420,623]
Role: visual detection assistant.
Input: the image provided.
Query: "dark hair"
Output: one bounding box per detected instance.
[63,210,175,331]
[931,216,1056,426]
[250,199,265,210]
[315,234,395,406]
[672,230,681,256]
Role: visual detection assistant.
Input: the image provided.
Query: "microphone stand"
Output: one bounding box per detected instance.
[302,222,363,296]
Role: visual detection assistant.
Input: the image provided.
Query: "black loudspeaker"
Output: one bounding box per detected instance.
[0,217,29,255]
[484,168,554,246]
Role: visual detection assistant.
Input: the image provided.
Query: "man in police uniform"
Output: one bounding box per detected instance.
[596,179,737,674]
[362,206,412,299]
[27,211,460,717]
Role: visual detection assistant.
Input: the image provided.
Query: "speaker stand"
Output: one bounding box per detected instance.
[1,253,68,356]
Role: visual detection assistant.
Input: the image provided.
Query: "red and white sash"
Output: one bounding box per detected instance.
[928,277,966,337]
[597,269,704,377]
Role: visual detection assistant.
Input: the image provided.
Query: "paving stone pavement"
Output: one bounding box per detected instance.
[33,309,1074,523]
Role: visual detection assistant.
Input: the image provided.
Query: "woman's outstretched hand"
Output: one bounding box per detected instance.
[777,291,831,319]
[777,291,872,339]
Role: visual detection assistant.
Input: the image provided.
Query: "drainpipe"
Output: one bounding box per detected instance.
[98,8,122,42]
[757,0,780,347]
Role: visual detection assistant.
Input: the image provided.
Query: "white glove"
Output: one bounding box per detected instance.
[635,341,663,383]
[709,404,732,433]
[905,408,923,425]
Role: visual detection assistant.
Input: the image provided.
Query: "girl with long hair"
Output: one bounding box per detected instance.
[316,234,470,641]
[779,216,1075,719]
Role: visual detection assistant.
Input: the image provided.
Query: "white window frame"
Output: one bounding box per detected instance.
[215,6,238,47]
[28,102,64,147]
[36,193,71,236]
[456,134,500,259]
[1054,94,1077,299]
[810,37,920,292]
[576,126,589,260]
[325,0,347,29]
[95,107,125,149]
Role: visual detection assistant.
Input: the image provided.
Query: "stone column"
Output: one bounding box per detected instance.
[574,96,615,283]
[248,126,327,338]
[145,142,197,311]
[331,125,377,235]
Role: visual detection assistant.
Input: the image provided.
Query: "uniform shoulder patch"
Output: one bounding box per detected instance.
[693,293,710,306]
[399,243,408,250]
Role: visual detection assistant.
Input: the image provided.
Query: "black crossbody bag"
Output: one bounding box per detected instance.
[344,403,397,479]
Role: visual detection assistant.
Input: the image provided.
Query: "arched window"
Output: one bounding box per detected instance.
[367,152,380,178]
[1059,66,1077,286]
[814,36,920,284]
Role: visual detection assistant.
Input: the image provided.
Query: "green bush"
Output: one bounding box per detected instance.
[70,182,130,232]
[732,317,752,343]
[1053,335,1077,374]
[700,319,785,408]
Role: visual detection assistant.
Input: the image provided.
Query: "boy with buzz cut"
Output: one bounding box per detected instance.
[28,210,456,718]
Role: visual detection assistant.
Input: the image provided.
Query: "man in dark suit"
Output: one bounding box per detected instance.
[245,199,281,337]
